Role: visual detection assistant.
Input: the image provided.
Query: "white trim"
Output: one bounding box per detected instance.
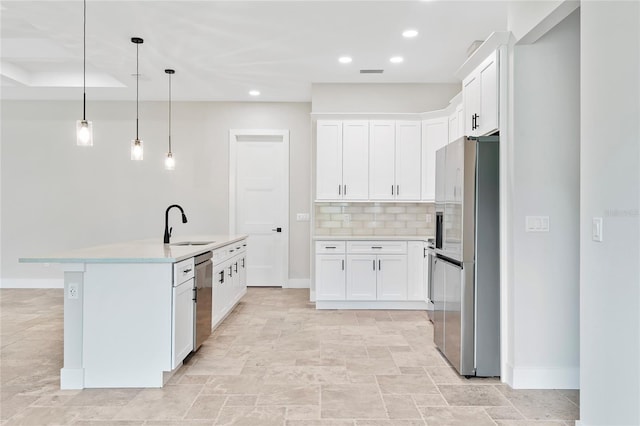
[0,278,64,289]
[310,290,316,302]
[510,366,579,390]
[286,278,310,289]
[316,300,429,310]
[229,129,290,288]
[504,362,514,388]
[60,367,84,390]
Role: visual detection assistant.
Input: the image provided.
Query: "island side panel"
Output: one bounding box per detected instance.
[61,266,86,389]
[82,263,173,388]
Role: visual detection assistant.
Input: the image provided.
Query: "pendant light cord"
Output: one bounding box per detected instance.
[168,73,172,153]
[82,0,86,120]
[135,42,139,140]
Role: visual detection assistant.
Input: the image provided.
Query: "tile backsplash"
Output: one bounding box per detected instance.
[315,202,435,236]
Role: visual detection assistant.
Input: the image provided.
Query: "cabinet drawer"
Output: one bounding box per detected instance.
[315,241,346,254]
[174,258,195,286]
[347,241,407,254]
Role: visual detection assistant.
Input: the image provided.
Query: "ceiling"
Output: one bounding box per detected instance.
[0,1,508,102]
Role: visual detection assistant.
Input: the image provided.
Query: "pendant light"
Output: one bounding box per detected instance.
[131,37,144,161]
[164,69,175,170]
[76,0,93,146]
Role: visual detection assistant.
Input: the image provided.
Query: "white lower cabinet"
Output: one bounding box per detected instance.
[346,255,378,300]
[316,255,346,300]
[376,255,408,300]
[316,240,427,308]
[171,277,194,369]
[211,239,248,330]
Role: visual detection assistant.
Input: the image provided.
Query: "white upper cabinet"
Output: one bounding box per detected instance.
[394,121,422,201]
[463,50,499,137]
[316,120,368,200]
[342,121,369,200]
[421,117,449,202]
[316,120,343,200]
[370,120,421,201]
[369,121,396,200]
[449,103,464,143]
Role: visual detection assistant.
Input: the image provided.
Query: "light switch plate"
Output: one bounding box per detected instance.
[592,217,603,242]
[526,216,550,232]
[296,213,310,222]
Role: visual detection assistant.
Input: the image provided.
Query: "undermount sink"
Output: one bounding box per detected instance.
[170,241,215,246]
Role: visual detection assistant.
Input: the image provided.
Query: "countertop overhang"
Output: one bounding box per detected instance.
[19,235,248,264]
[313,235,434,241]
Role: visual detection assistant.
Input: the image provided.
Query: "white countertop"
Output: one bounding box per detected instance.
[313,235,434,241]
[19,235,248,264]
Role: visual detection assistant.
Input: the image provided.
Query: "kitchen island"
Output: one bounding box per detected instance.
[19,235,248,389]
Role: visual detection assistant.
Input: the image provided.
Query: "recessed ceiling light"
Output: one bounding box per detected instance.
[390,56,404,64]
[249,90,260,96]
[402,29,418,38]
[338,56,353,64]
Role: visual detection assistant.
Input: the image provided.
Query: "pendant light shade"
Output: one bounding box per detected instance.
[76,0,93,146]
[131,37,144,161]
[164,68,175,170]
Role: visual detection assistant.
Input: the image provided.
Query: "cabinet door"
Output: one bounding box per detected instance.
[315,255,346,300]
[421,118,449,201]
[376,255,408,300]
[342,121,369,200]
[316,121,343,200]
[369,121,396,200]
[463,73,480,137]
[407,242,425,301]
[346,255,377,300]
[478,51,498,136]
[172,278,194,368]
[395,121,421,200]
[212,264,225,328]
[239,254,247,289]
[448,113,458,143]
[456,104,465,139]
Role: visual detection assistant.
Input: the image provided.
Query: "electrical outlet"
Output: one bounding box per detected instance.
[68,283,79,300]
[296,213,310,222]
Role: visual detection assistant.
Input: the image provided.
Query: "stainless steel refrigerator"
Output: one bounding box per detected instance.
[432,136,500,377]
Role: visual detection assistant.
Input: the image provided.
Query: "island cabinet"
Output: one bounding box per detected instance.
[315,239,429,310]
[212,240,247,329]
[19,235,248,390]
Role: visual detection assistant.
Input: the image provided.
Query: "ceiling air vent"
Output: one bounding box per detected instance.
[360,69,384,74]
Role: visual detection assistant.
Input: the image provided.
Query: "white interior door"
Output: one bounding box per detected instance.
[230,130,289,287]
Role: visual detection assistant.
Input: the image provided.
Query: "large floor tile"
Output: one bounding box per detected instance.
[320,384,387,419]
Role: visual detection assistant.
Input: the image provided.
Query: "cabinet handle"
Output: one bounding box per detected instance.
[228,266,233,277]
[338,185,341,195]
[342,259,344,270]
[241,258,245,268]
[193,287,197,302]
[373,260,376,270]
[397,185,400,196]
[325,246,337,249]
[378,259,381,270]
[475,114,480,129]
[391,185,394,195]
[234,262,238,273]
[371,246,382,249]
[219,270,225,284]
[183,268,192,274]
[344,185,347,195]
[230,249,235,253]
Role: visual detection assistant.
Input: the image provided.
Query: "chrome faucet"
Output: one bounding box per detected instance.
[164,204,188,244]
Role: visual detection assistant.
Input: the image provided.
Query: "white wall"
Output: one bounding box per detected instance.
[311,83,460,113]
[580,1,640,424]
[0,100,311,287]
[507,0,577,44]
[507,8,580,389]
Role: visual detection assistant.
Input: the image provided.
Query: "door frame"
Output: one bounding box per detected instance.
[229,129,290,287]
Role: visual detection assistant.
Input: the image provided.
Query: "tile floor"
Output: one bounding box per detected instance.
[0,288,579,425]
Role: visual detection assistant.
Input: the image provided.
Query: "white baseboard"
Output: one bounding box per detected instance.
[510,365,579,389]
[0,278,64,289]
[310,290,316,302]
[286,278,310,289]
[316,300,429,310]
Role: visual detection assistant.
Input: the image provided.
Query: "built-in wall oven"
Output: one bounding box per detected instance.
[193,251,213,351]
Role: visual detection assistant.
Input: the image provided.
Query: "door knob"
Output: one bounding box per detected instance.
[272,227,282,233]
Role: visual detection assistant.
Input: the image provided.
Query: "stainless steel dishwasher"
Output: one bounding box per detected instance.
[193,251,213,350]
